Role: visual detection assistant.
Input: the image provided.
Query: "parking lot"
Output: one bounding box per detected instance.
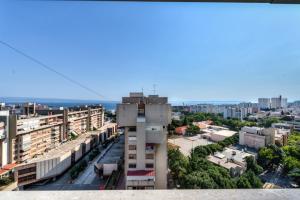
[168,135,214,156]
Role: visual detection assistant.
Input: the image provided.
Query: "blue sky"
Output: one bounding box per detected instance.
[0,1,300,102]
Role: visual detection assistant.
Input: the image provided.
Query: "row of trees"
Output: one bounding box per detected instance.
[169,112,287,135]
[169,112,257,133]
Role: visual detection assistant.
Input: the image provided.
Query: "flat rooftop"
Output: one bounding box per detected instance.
[168,135,213,156]
[211,130,236,137]
[207,147,256,169]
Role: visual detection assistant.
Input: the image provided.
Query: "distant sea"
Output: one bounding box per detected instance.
[0,97,118,111]
[0,97,243,111]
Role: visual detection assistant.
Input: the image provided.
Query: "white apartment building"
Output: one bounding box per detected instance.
[117,93,171,190]
[258,98,271,109]
[190,104,226,114]
[223,107,252,120]
[258,96,288,110]
[239,126,275,150]
[271,96,288,109]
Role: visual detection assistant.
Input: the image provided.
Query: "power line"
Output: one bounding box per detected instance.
[0,40,106,99]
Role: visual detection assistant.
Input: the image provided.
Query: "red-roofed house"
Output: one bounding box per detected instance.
[175,126,187,135]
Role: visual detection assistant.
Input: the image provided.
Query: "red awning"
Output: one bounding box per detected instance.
[127,170,155,177]
[3,163,17,170]
[0,163,17,175]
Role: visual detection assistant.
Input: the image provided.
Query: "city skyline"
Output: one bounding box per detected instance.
[1,1,300,101]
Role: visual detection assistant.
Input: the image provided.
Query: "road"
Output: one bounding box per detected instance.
[260,165,292,188]
[74,143,114,185]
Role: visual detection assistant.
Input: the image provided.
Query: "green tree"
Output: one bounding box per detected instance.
[186,125,200,136]
[236,176,252,188]
[182,171,217,189]
[261,117,280,128]
[168,148,189,181]
[258,145,284,169]
[245,156,263,175]
[283,156,300,172]
[244,170,263,188]
[182,117,189,126]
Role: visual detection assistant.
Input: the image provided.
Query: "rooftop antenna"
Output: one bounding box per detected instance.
[152,84,157,95]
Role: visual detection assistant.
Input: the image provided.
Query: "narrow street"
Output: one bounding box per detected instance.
[74,143,114,185]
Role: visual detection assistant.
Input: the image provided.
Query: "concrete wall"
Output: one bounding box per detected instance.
[1,190,300,200]
[244,133,265,149]
[36,151,72,180]
[117,104,138,127]
[154,138,167,189]
[136,121,146,170]
[145,104,171,125]
[75,145,83,162]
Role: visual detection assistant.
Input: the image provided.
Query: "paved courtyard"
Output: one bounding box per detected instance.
[168,135,214,156]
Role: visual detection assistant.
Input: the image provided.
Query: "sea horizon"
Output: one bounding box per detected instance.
[0,96,249,111]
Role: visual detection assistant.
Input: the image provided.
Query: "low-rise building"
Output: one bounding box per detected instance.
[207,147,256,177]
[239,127,275,150]
[175,126,187,135]
[202,125,236,142]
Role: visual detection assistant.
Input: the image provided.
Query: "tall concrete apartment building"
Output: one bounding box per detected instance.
[117,93,171,190]
[258,98,271,109]
[258,96,288,110]
[271,95,288,109]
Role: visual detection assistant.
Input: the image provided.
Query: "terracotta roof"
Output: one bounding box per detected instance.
[127,170,155,177]
[175,126,187,134]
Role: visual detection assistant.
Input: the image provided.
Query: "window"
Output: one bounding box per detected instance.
[146,154,154,159]
[129,145,136,150]
[129,163,136,168]
[146,163,154,168]
[18,167,36,175]
[129,154,136,159]
[128,136,136,141]
[128,127,136,132]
